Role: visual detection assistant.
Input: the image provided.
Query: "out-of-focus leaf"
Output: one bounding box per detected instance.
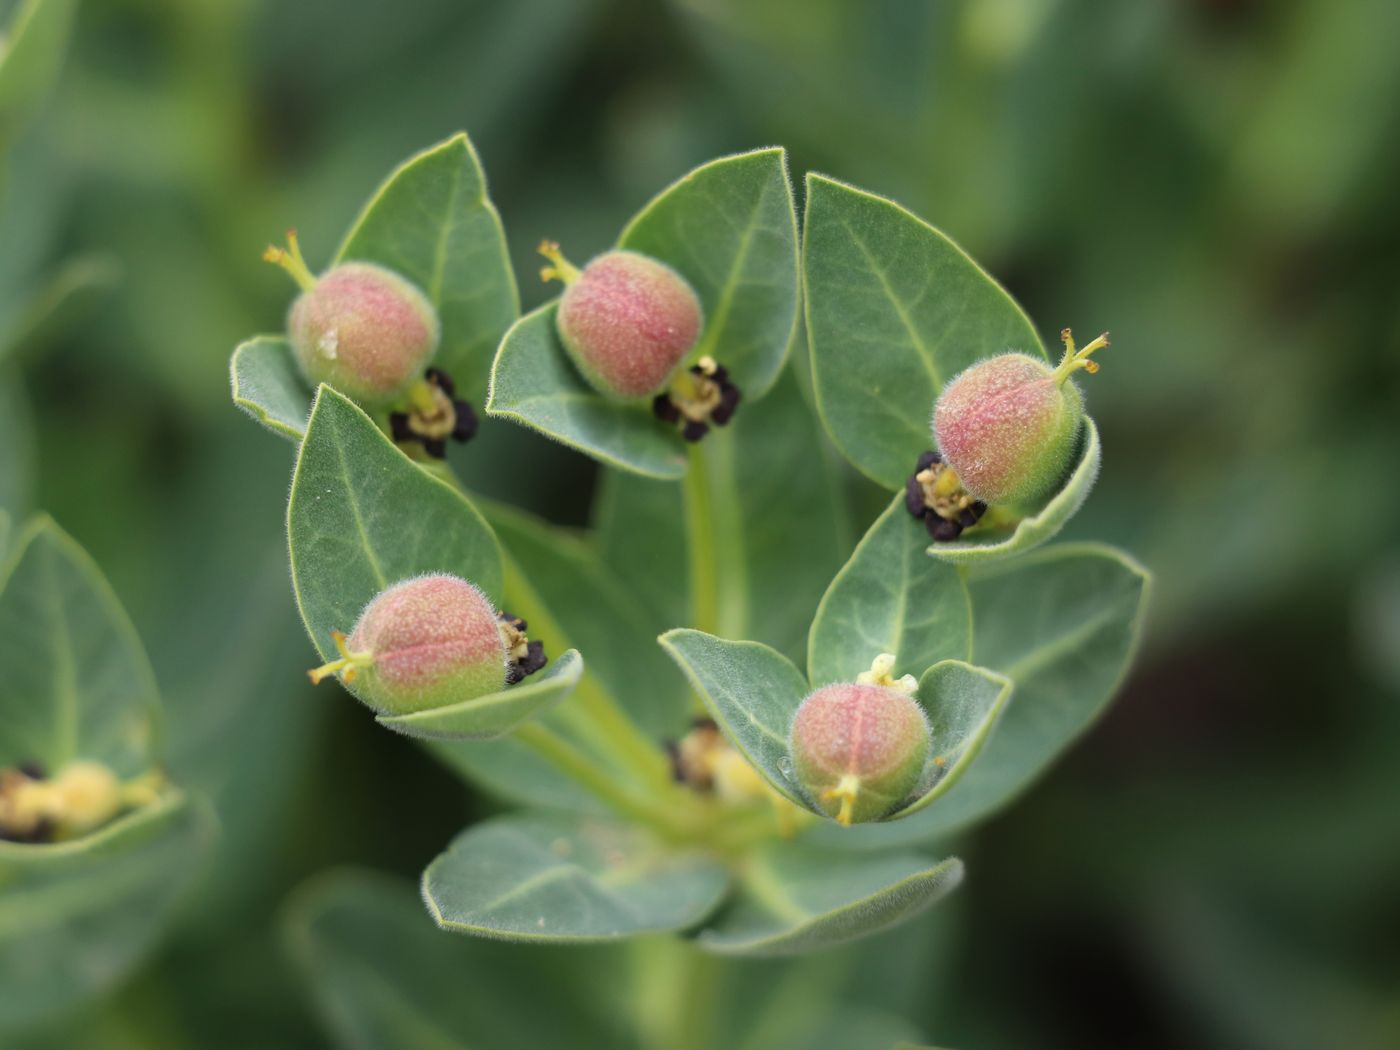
[0,254,120,366]
[698,840,961,955]
[229,336,309,442]
[927,420,1101,563]
[422,811,730,943]
[807,494,971,687]
[0,516,160,778]
[376,648,581,741]
[335,132,519,402]
[658,630,808,804]
[283,868,635,1050]
[487,149,800,476]
[593,367,849,660]
[0,0,77,154]
[619,147,799,398]
[0,374,33,514]
[803,173,1043,490]
[0,792,214,1031]
[287,387,504,707]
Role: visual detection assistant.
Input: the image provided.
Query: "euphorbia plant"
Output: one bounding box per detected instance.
[229,130,1148,1023]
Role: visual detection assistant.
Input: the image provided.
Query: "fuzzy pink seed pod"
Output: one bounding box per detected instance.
[932,352,1084,509]
[555,250,703,400]
[789,683,931,825]
[345,574,505,715]
[288,262,440,405]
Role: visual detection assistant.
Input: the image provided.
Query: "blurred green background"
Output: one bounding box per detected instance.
[3,0,1398,1046]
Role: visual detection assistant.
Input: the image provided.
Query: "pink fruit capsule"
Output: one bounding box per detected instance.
[789,682,931,825]
[541,242,703,400]
[932,329,1109,510]
[308,574,506,715]
[266,231,440,405]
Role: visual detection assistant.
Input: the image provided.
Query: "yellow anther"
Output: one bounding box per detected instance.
[263,228,317,292]
[821,774,861,827]
[1054,327,1111,385]
[537,239,580,286]
[857,653,918,695]
[307,630,370,685]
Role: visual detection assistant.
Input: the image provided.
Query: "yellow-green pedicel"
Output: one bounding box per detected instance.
[541,242,703,400]
[265,231,440,405]
[933,330,1108,510]
[789,682,931,826]
[310,574,506,715]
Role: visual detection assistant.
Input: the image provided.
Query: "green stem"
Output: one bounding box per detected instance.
[684,444,721,636]
[514,723,674,836]
[499,553,674,793]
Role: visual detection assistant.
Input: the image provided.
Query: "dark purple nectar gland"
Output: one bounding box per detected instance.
[389,367,478,459]
[905,450,989,542]
[497,612,548,685]
[652,356,742,442]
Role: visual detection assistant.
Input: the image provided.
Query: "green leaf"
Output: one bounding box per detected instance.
[283,869,634,1050]
[0,0,77,154]
[229,335,309,442]
[0,516,160,777]
[807,494,971,688]
[0,254,120,367]
[619,146,800,397]
[862,544,1150,845]
[803,173,1043,490]
[891,660,1012,819]
[593,367,850,659]
[287,387,504,697]
[927,418,1101,564]
[422,811,730,943]
[658,629,808,804]
[335,132,519,402]
[487,149,801,477]
[486,302,689,479]
[0,374,33,514]
[0,792,214,1031]
[697,840,962,955]
[376,648,582,742]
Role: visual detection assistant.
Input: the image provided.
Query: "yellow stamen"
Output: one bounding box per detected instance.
[857,653,918,695]
[307,630,371,685]
[821,774,861,827]
[1053,327,1111,385]
[537,240,580,286]
[263,228,318,292]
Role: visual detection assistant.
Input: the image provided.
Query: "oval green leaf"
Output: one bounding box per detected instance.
[0,516,160,777]
[422,811,730,943]
[658,629,809,805]
[846,544,1149,848]
[927,418,1101,564]
[288,387,504,700]
[486,302,689,479]
[229,334,309,442]
[697,840,962,955]
[803,173,1044,491]
[891,660,1012,819]
[0,792,213,1030]
[376,648,581,742]
[619,147,800,398]
[807,493,971,688]
[335,132,519,402]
